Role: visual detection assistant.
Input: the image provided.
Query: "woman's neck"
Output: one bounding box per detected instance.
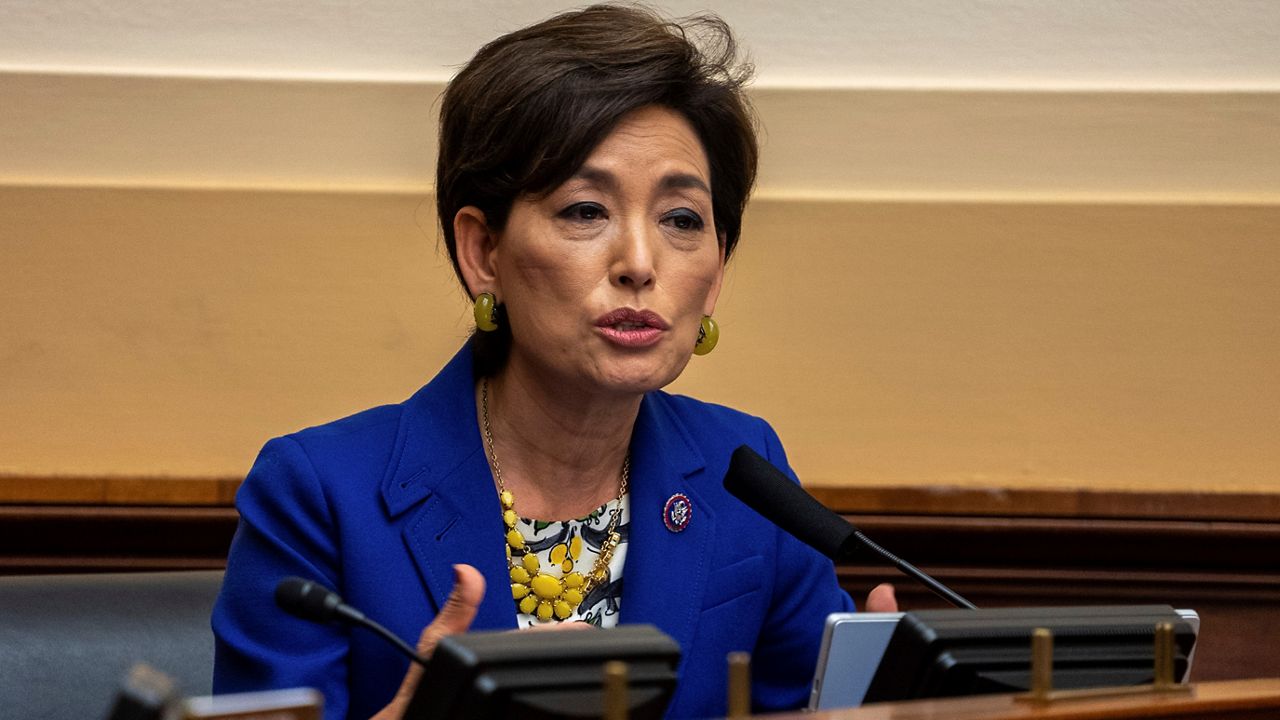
[477,362,641,522]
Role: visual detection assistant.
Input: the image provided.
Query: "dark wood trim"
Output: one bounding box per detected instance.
[7,474,1280,517]
[0,556,230,572]
[814,481,1280,520]
[3,477,1278,681]
[809,484,1280,522]
[833,512,1280,683]
[841,514,1280,573]
[0,505,238,574]
[6,474,1279,521]
[0,475,239,506]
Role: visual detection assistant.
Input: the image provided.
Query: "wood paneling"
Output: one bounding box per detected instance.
[810,485,1280,522]
[1,478,1276,681]
[0,506,237,574]
[836,513,1280,683]
[6,475,1278,520]
[0,475,239,505]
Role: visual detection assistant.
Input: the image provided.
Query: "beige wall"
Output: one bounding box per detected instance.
[2,71,1278,491]
[5,0,1279,88]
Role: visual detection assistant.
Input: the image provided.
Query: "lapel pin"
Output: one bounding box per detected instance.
[663,493,692,533]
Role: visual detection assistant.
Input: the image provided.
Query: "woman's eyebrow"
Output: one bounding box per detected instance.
[660,172,711,195]
[569,167,711,196]
[570,166,618,192]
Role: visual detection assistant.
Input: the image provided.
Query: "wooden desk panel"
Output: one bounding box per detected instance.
[2,478,1276,682]
[773,679,1280,720]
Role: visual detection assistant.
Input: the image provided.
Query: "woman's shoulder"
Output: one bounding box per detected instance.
[283,402,405,448]
[239,402,407,500]
[255,402,403,473]
[244,349,479,501]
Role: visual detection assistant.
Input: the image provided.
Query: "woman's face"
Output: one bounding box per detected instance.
[487,105,725,396]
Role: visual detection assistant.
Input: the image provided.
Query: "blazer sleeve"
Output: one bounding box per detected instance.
[749,418,856,712]
[211,436,352,720]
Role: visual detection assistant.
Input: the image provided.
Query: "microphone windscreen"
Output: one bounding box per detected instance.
[275,577,341,622]
[724,445,856,561]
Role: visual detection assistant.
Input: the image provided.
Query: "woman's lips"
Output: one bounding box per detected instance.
[595,308,669,348]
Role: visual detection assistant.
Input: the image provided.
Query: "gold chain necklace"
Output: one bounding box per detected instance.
[481,378,627,622]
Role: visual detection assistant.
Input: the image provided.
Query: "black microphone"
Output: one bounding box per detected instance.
[724,445,977,610]
[275,577,429,666]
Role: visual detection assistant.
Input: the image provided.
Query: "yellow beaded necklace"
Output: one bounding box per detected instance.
[480,379,627,622]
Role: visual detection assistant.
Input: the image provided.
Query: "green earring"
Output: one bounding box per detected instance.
[693,315,719,356]
[474,292,498,332]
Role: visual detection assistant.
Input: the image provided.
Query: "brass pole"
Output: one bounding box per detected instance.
[604,660,628,720]
[1030,628,1054,701]
[1154,622,1175,689]
[726,651,751,718]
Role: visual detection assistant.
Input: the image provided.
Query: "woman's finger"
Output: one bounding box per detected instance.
[372,564,486,719]
[865,583,898,613]
[413,564,487,657]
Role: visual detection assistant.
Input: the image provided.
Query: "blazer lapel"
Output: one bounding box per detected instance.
[401,449,515,631]
[380,345,516,632]
[379,346,716,638]
[620,394,713,655]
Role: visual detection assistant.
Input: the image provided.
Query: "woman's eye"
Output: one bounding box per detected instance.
[560,202,606,222]
[663,210,705,232]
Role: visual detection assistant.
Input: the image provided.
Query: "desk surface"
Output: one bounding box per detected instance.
[768,678,1280,720]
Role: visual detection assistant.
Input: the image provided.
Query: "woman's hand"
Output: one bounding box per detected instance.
[865,583,898,613]
[371,564,487,720]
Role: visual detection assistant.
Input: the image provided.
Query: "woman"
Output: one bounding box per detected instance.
[212,5,894,719]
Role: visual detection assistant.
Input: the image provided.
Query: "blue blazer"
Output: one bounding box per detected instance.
[212,345,854,719]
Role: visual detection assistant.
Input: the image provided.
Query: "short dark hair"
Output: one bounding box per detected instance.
[436,4,757,373]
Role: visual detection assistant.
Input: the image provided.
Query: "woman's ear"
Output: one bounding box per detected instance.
[454,206,499,299]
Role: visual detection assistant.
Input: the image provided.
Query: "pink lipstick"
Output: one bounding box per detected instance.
[594,308,669,348]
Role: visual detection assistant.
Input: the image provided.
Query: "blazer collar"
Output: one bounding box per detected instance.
[380,345,479,518]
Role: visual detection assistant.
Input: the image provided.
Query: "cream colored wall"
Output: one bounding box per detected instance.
[4,0,1279,87]
[4,182,1277,490]
[707,200,1280,491]
[2,4,1279,491]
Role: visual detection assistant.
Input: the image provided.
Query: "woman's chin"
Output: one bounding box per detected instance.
[593,353,691,395]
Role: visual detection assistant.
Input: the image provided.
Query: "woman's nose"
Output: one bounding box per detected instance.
[611,223,656,289]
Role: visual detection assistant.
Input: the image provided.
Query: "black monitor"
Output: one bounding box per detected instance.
[404,624,681,720]
[863,605,1196,704]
